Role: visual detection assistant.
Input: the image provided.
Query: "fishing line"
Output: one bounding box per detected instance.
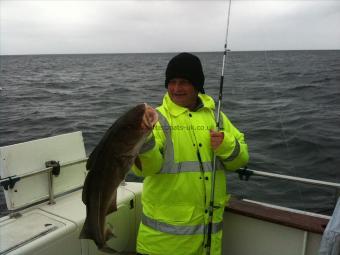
[263,50,312,227]
[206,0,232,254]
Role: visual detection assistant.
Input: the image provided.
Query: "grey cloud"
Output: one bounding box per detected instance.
[0,0,339,55]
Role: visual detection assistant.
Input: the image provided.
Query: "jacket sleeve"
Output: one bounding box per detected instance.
[131,121,165,177]
[214,112,249,171]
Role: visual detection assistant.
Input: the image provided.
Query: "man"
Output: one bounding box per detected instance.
[132,52,249,255]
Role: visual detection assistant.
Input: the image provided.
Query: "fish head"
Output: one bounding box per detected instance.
[114,103,158,156]
[123,103,157,130]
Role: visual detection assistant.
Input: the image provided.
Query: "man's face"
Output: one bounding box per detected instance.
[167,78,198,110]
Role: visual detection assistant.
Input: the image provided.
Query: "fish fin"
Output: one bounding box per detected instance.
[105,227,116,240]
[86,150,96,170]
[134,156,142,171]
[107,202,117,214]
[82,171,92,204]
[86,118,120,171]
[79,219,91,240]
[107,190,118,214]
[85,156,91,170]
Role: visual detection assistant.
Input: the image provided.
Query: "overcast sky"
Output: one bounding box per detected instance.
[1,0,339,55]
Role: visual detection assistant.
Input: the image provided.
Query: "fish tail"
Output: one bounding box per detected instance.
[80,221,110,252]
[79,219,91,239]
[79,217,98,241]
[99,244,117,254]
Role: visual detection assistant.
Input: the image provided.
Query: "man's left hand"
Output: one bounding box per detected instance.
[210,130,224,150]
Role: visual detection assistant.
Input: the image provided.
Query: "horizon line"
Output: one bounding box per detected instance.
[1,48,340,57]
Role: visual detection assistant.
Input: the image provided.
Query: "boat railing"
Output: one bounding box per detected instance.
[0,157,88,206]
[237,167,340,189]
[236,167,340,207]
[1,160,339,211]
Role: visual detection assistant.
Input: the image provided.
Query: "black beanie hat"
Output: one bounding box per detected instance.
[165,52,205,94]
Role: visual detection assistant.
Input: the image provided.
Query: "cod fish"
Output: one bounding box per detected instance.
[79,103,158,253]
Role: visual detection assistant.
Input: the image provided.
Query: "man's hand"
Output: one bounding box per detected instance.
[210,130,224,150]
[141,104,158,130]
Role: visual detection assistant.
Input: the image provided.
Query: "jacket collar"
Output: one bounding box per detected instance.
[163,92,215,117]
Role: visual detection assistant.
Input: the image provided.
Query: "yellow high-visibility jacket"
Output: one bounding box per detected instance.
[132,93,249,255]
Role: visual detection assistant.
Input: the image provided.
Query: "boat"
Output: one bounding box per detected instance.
[0,131,339,255]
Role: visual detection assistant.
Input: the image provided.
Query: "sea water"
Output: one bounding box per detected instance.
[0,51,339,216]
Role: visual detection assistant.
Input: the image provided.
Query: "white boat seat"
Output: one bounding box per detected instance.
[0,131,87,210]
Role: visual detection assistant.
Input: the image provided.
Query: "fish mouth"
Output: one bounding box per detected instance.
[142,103,158,129]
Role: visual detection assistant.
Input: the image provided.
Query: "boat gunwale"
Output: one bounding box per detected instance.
[225,197,329,234]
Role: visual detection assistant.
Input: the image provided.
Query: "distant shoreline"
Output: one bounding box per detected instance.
[1,49,340,57]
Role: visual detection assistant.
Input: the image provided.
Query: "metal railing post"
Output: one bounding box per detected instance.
[47,169,55,205]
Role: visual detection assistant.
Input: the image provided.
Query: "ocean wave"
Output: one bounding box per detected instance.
[1,51,339,215]
[311,77,333,84]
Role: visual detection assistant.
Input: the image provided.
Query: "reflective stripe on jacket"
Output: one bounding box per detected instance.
[132,93,249,255]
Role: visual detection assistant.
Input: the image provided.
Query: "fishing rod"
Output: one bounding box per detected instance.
[206,0,232,254]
